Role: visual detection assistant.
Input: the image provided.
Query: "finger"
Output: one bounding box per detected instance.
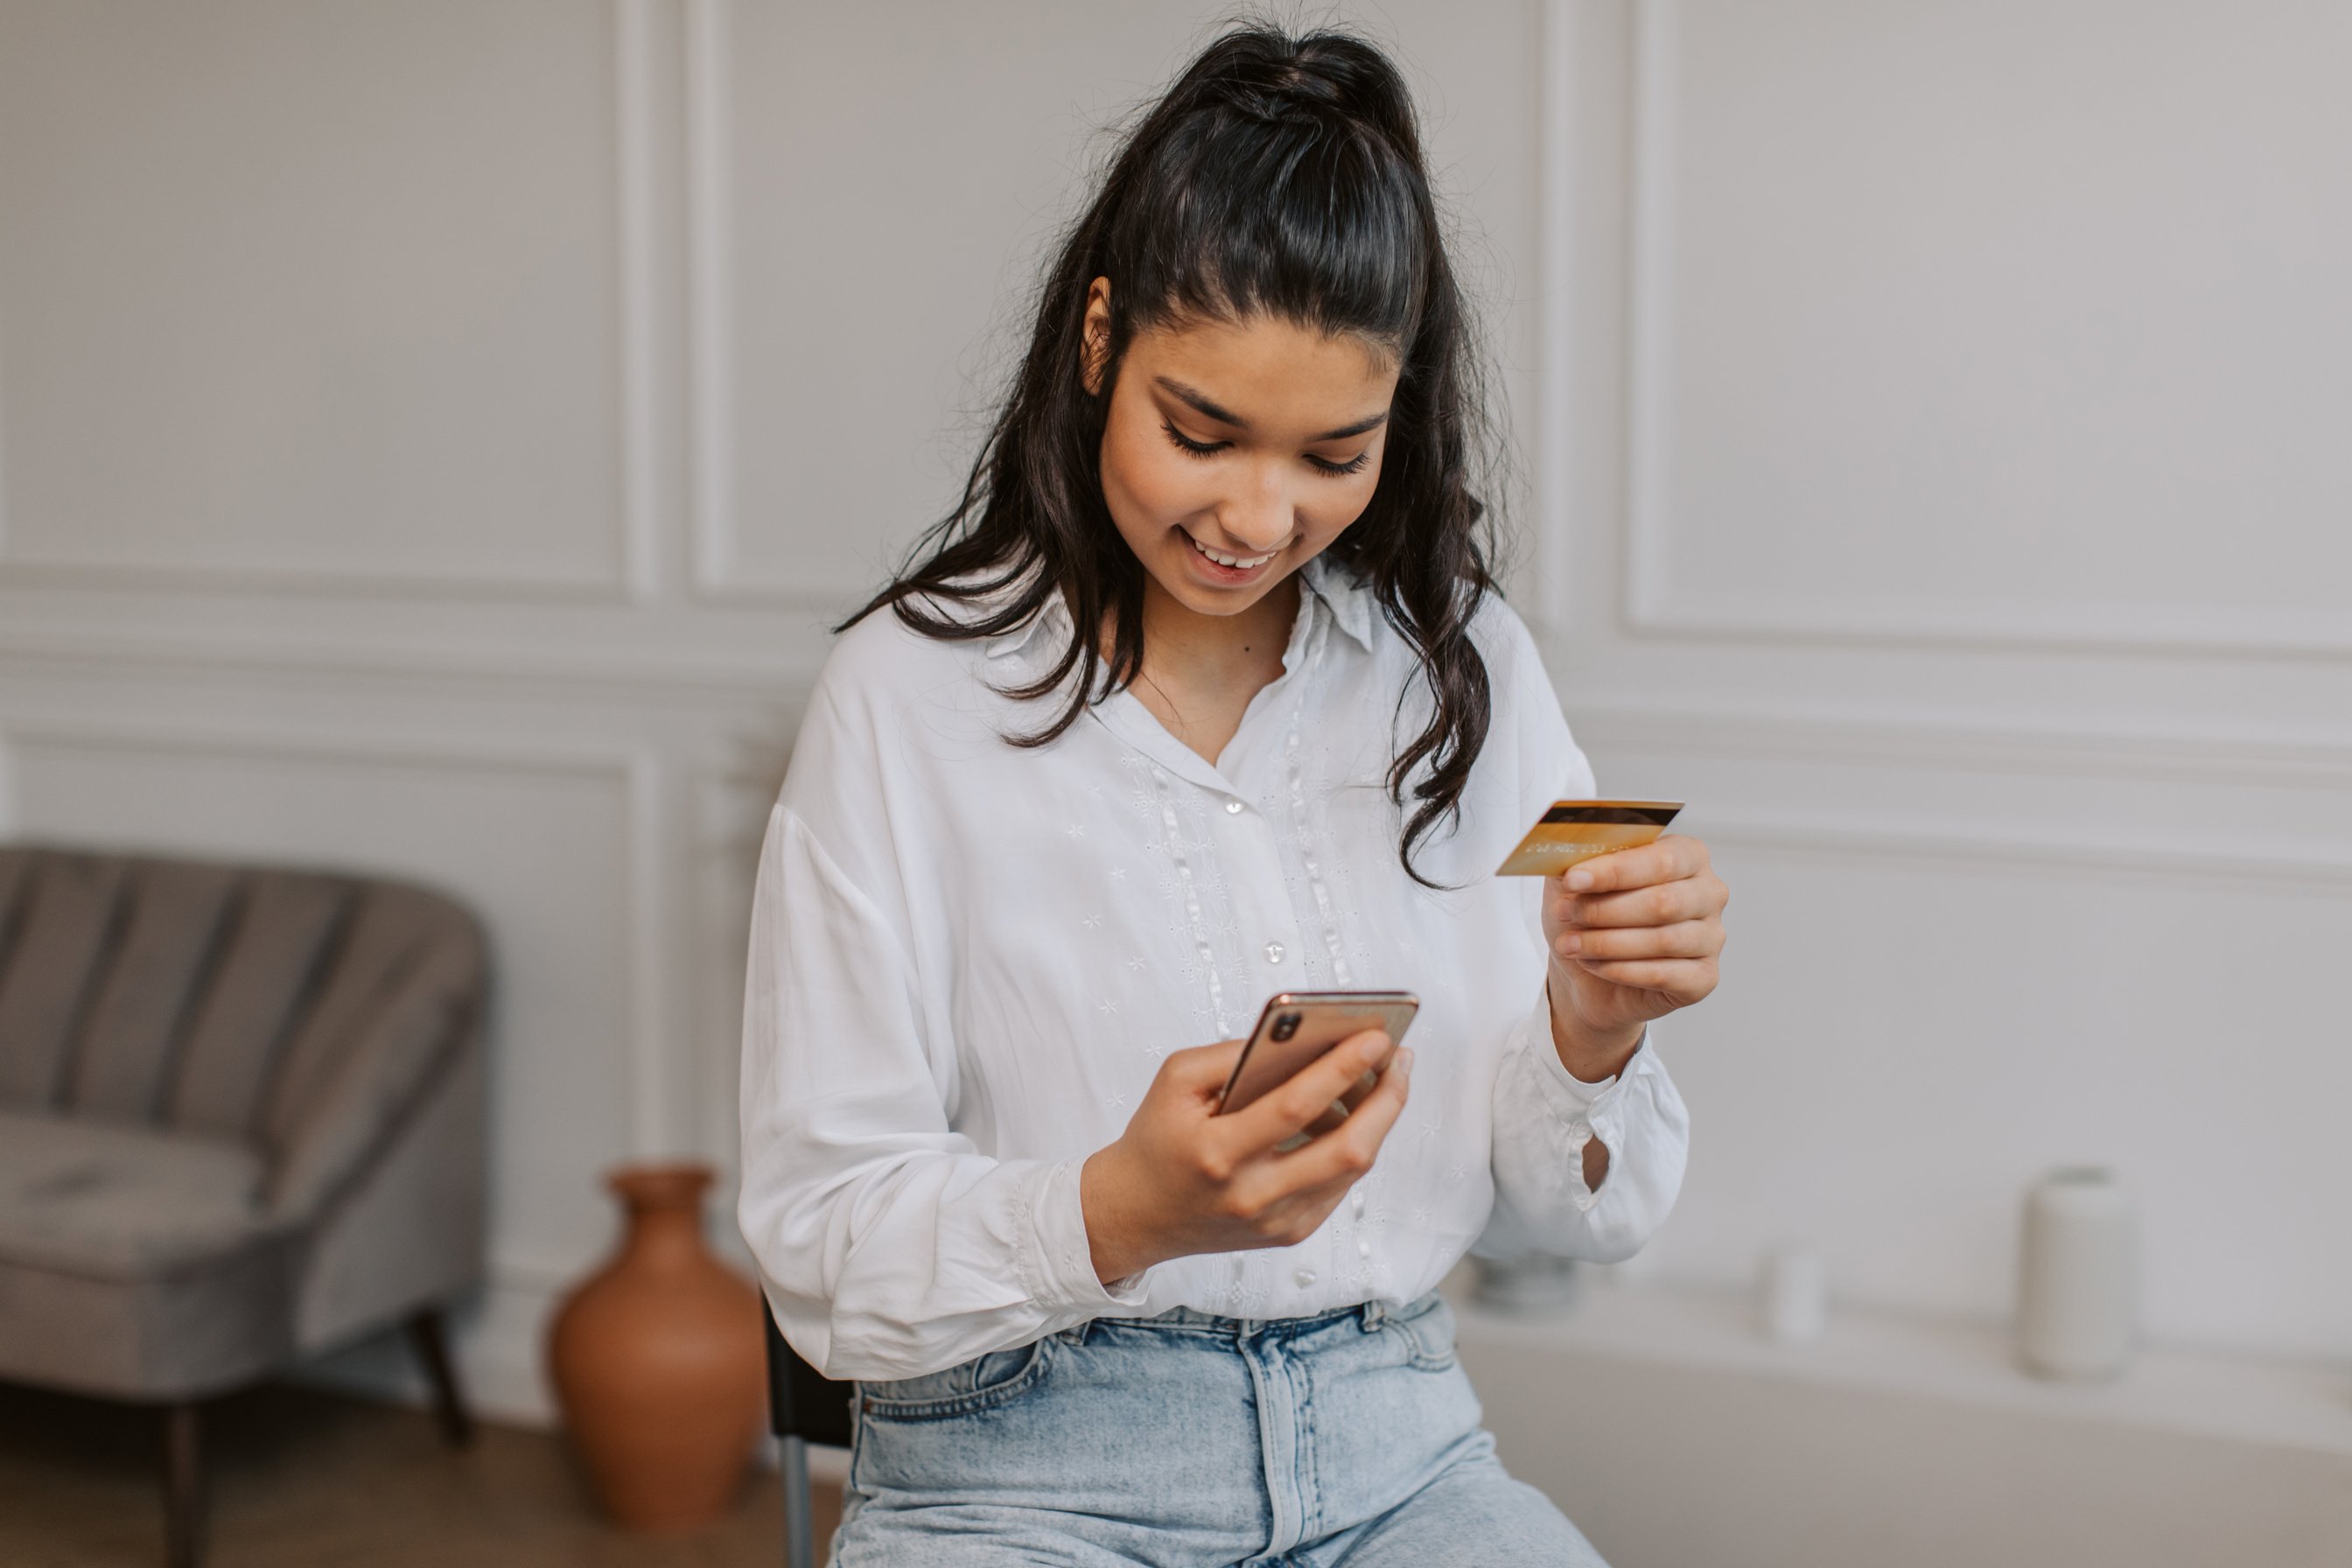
[1158,1039,1248,1101]
[1565,956,1718,1001]
[1555,872,1727,931]
[1554,918,1722,963]
[1223,1028,1394,1151]
[1253,1046,1413,1198]
[1564,833,1710,893]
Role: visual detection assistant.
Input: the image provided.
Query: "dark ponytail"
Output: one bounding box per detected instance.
[844,23,1504,886]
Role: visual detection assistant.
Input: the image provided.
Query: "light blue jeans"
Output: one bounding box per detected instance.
[834,1292,1608,1566]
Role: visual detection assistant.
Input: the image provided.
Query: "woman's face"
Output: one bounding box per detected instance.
[1084,278,1399,622]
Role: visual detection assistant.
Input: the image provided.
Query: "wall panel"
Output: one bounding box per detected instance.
[1619,0,2352,653]
[0,0,631,592]
[692,0,1218,601]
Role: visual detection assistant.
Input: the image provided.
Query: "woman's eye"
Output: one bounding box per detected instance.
[1161,419,1369,477]
[1161,421,1228,458]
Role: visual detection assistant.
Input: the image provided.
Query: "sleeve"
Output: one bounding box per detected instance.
[1471,604,1691,1263]
[735,668,1148,1382]
[1479,982,1690,1262]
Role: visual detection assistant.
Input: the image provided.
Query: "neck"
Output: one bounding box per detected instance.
[1137,569,1301,690]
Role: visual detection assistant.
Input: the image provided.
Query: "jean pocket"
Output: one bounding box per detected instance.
[1382,1292,1460,1371]
[857,1334,1060,1423]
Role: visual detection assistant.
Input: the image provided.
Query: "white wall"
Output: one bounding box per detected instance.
[1542,0,2352,1364]
[1,0,2346,1536]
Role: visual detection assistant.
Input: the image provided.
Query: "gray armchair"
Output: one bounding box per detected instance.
[0,844,490,1568]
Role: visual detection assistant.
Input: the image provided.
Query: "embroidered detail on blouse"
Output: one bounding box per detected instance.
[1149,760,1229,1038]
[1281,606,1356,989]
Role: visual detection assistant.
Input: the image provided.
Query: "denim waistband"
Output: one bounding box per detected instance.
[1076,1295,1409,1341]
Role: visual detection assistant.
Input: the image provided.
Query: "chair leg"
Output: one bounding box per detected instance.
[403,1307,476,1448]
[780,1432,816,1568]
[161,1401,205,1568]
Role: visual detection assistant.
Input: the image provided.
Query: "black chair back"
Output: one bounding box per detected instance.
[764,1306,856,1447]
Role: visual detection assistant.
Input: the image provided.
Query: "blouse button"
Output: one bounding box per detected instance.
[1292,1267,1318,1288]
[1264,942,1285,964]
[1224,798,1244,815]
[1357,1239,1372,1259]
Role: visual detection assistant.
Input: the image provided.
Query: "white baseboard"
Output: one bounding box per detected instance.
[287,1276,857,1494]
[288,1276,561,1428]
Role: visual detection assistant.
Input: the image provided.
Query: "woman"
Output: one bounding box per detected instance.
[739,24,1730,1566]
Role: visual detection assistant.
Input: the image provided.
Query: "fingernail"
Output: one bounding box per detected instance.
[1396,1047,1414,1078]
[1567,870,1593,891]
[1556,934,1581,956]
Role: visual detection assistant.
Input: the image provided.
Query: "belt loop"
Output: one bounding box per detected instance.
[1360,1300,1385,1332]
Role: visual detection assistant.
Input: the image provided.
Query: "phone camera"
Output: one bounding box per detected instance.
[1271,1012,1301,1042]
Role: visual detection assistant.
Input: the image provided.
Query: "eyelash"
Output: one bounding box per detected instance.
[1161,420,1370,477]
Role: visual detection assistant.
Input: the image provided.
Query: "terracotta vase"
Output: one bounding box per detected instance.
[547,1163,766,1530]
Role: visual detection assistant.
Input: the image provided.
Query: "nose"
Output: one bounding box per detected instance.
[1215,466,1297,555]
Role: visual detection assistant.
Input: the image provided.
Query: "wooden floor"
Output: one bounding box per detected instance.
[0,1380,841,1567]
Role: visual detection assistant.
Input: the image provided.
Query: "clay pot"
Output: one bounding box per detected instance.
[547,1163,766,1530]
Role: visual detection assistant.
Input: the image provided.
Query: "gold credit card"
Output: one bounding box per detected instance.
[1495,800,1684,877]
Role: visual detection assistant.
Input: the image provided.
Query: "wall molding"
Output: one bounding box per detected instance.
[683,0,739,601]
[1592,0,2352,662]
[0,612,833,704]
[1565,704,2352,793]
[1701,814,2352,896]
[0,0,662,606]
[1532,0,1580,640]
[682,0,882,610]
[0,560,635,604]
[614,0,667,604]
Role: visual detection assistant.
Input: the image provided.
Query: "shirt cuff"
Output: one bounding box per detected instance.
[1521,982,1656,1210]
[1529,980,1649,1107]
[1018,1158,1152,1312]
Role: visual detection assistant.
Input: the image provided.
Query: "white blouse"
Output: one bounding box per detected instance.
[738,553,1690,1380]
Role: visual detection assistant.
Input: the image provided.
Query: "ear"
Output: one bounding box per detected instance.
[1082,276,1113,396]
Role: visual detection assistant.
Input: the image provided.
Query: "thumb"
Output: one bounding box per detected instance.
[1158,1038,1246,1099]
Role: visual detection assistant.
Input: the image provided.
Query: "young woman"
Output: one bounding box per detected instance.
[739,24,1729,1566]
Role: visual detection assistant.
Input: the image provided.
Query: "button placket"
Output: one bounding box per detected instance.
[1147,763,1228,1037]
[1277,609,1354,989]
[1213,785,1306,995]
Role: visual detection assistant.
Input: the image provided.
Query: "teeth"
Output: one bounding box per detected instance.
[1189,535,1277,570]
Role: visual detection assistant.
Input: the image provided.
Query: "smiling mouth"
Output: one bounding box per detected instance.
[1186,533,1281,570]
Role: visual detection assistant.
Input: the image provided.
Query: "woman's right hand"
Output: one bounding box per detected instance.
[1078,1031,1411,1284]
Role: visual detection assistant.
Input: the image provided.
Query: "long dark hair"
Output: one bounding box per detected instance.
[844,23,1504,885]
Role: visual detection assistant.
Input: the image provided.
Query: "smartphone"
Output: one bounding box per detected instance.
[1214,991,1420,1131]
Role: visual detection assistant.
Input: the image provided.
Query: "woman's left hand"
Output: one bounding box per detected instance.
[1543,834,1729,1077]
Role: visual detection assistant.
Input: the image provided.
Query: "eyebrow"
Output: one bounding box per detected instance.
[1154,376,1390,444]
